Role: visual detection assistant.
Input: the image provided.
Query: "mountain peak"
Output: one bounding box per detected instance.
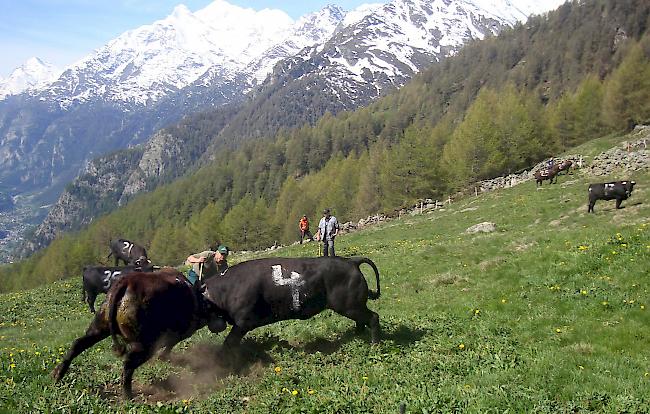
[0,57,60,99]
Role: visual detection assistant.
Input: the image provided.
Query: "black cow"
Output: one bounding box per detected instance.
[108,239,149,266]
[204,256,381,347]
[588,180,636,213]
[82,264,154,313]
[53,270,227,399]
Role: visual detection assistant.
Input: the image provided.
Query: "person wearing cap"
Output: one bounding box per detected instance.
[299,215,314,244]
[316,208,339,257]
[184,244,229,284]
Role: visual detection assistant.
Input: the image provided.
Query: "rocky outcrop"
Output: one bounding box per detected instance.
[589,126,649,176]
[23,149,143,254]
[119,131,186,205]
[465,222,497,234]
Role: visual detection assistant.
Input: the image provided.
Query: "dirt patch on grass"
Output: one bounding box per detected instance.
[566,342,594,355]
[549,215,571,227]
[429,272,468,286]
[102,341,273,404]
[478,256,505,271]
[512,240,537,252]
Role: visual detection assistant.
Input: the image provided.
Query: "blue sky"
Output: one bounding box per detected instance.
[0,0,386,77]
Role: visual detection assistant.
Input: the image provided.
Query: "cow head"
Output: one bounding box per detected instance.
[134,256,150,267]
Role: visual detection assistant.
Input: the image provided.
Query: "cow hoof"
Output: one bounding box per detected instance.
[52,365,64,382]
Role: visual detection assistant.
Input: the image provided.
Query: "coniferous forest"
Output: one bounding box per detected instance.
[1,0,649,292]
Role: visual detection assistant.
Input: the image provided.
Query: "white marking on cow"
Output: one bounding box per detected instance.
[271,265,305,311]
[121,241,134,255]
[103,270,122,288]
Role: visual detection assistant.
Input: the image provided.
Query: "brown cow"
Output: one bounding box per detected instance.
[53,269,226,399]
[557,159,573,174]
[534,164,561,186]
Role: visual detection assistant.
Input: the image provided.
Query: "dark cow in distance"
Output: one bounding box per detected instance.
[53,270,227,399]
[82,264,154,313]
[588,180,636,213]
[204,256,381,347]
[108,239,149,266]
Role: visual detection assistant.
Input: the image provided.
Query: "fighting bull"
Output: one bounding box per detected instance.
[82,264,154,313]
[204,256,381,347]
[108,239,149,266]
[53,269,226,399]
[588,180,636,213]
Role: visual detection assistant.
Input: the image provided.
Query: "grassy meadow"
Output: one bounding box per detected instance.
[1,137,649,413]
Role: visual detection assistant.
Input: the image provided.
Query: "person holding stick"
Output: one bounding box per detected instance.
[184,245,229,285]
[315,208,339,257]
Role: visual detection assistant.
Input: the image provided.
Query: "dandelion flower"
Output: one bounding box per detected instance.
[501,299,507,304]
[555,328,562,333]
[274,366,282,373]
[581,290,588,295]
[459,343,465,350]
[291,390,298,396]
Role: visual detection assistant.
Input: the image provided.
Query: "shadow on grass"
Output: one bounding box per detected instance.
[302,323,429,354]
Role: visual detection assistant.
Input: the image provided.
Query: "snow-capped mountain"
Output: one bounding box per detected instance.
[274,0,558,102]
[0,57,60,99]
[37,0,342,108]
[220,0,566,140]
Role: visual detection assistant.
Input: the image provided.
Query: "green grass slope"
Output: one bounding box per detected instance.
[1,143,648,413]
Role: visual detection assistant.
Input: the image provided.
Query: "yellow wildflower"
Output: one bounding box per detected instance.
[274,366,282,373]
[291,390,298,396]
[458,343,465,350]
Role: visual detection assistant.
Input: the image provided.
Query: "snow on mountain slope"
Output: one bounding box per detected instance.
[30,1,344,108]
[268,0,539,108]
[0,57,60,99]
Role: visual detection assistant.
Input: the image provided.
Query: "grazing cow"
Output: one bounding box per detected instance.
[204,256,381,347]
[53,270,227,399]
[557,160,573,175]
[82,264,154,313]
[108,239,149,266]
[534,165,561,186]
[588,180,636,213]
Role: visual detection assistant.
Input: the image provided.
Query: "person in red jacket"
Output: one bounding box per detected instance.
[299,215,314,244]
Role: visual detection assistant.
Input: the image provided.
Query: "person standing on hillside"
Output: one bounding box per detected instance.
[546,157,555,171]
[184,244,229,285]
[299,215,313,244]
[316,208,339,257]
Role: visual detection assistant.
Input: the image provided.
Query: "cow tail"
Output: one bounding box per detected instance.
[351,257,381,300]
[108,280,129,356]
